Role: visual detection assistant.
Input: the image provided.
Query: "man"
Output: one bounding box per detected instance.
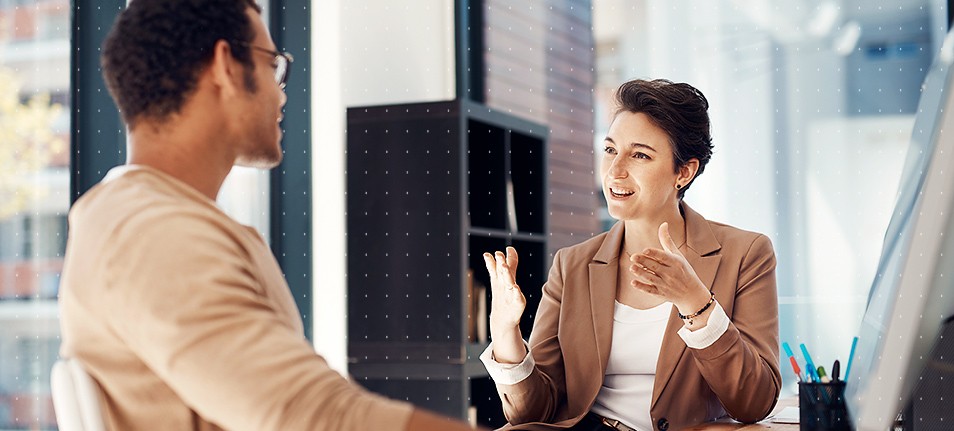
[59,1,482,430]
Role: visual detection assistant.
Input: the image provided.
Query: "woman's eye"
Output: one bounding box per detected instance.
[603,146,617,155]
[634,152,651,160]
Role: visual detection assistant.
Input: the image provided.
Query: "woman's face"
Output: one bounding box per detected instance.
[600,111,683,221]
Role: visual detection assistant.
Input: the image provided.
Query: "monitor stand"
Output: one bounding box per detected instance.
[901,316,954,431]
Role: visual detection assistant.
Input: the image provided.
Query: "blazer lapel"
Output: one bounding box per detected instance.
[652,202,723,409]
[588,222,625,378]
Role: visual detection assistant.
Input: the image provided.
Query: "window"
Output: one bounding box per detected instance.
[593,0,945,394]
[0,0,70,427]
[216,3,272,239]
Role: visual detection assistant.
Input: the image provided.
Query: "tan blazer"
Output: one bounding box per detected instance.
[496,203,781,431]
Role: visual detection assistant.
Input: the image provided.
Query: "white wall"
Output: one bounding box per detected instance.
[340,1,456,107]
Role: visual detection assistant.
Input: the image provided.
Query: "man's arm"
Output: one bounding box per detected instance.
[408,409,489,430]
[103,212,478,430]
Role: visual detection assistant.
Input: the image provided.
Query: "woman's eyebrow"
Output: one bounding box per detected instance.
[604,137,656,153]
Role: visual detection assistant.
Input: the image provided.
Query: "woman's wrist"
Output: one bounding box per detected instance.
[677,290,716,329]
[675,288,712,316]
[489,324,526,364]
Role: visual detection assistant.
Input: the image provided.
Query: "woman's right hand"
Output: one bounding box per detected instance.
[483,247,528,363]
[483,246,526,332]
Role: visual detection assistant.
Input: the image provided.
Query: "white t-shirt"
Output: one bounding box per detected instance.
[589,301,671,431]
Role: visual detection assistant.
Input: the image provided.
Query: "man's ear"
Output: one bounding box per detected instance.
[679,158,700,185]
[208,39,240,98]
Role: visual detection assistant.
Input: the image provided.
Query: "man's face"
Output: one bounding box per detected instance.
[233,7,287,169]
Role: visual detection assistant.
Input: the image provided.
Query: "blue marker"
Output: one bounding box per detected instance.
[844,336,859,381]
[800,343,820,382]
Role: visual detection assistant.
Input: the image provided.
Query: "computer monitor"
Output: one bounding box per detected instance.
[845,28,954,431]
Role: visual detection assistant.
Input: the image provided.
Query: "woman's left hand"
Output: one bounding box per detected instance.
[630,222,712,315]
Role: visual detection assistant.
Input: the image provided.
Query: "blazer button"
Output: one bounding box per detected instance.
[657,418,669,431]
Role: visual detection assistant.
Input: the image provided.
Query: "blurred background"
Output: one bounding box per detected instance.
[0,0,948,428]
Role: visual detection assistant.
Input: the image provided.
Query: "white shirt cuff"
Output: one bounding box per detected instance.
[677,301,730,349]
[479,341,535,385]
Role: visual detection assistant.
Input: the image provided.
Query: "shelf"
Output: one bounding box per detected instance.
[467,119,508,231]
[465,342,490,378]
[510,131,546,234]
[467,227,546,242]
[346,99,546,426]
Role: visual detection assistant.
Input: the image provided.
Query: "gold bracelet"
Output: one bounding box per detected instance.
[678,292,715,326]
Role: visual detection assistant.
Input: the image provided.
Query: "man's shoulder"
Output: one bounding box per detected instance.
[71,168,234,244]
[77,168,178,211]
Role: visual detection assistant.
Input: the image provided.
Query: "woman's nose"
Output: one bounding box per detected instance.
[607,157,627,179]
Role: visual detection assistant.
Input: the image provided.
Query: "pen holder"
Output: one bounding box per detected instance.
[799,381,853,431]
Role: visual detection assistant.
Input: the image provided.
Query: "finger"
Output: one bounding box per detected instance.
[659,222,685,257]
[483,252,497,280]
[495,251,515,290]
[640,248,672,266]
[631,265,662,286]
[506,246,519,273]
[631,279,661,296]
[633,254,667,273]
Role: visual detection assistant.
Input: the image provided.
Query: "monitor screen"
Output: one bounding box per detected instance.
[846,28,954,431]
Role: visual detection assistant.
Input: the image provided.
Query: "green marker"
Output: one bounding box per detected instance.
[817,366,831,383]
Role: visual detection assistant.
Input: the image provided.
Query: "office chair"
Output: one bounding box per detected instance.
[51,358,106,431]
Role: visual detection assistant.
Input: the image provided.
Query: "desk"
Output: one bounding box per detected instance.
[681,397,798,431]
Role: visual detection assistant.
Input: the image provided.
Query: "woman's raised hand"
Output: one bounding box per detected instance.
[629,222,711,318]
[483,246,526,332]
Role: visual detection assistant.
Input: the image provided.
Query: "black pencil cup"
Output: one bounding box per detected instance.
[799,381,853,431]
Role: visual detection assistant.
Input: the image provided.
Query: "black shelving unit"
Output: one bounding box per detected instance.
[347,99,548,427]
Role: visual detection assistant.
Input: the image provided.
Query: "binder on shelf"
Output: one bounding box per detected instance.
[467,269,476,343]
[476,281,488,344]
[467,269,489,344]
[467,406,477,427]
[506,179,518,232]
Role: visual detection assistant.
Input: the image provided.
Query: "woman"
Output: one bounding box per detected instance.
[479,79,781,431]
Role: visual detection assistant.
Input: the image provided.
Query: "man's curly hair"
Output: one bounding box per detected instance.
[102,0,262,127]
[614,79,714,199]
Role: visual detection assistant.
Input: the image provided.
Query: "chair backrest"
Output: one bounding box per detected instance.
[51,358,106,431]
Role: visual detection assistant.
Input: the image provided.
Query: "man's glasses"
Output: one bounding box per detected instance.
[233,41,294,89]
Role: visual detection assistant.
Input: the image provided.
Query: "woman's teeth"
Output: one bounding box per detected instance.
[610,188,635,198]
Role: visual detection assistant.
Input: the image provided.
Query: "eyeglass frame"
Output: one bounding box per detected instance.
[231,40,294,89]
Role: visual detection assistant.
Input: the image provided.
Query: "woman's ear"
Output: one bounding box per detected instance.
[678,158,700,187]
